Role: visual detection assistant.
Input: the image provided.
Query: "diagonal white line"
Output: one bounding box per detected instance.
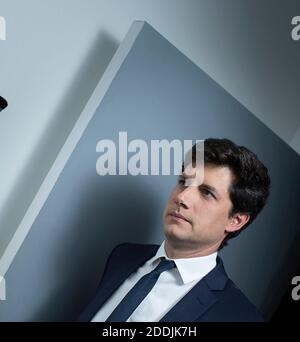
[0,20,146,278]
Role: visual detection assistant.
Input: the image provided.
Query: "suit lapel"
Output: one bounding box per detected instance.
[160,279,217,322]
[99,244,160,304]
[79,244,159,321]
[94,256,154,308]
[160,256,228,322]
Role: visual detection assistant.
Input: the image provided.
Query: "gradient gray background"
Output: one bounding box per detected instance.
[0,22,299,321]
[1,0,300,268]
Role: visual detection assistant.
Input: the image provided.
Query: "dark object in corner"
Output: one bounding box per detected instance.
[0,96,8,111]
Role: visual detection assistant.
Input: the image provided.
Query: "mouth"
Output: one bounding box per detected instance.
[168,211,191,224]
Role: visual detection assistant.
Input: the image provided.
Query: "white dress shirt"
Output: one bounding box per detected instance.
[91,241,217,322]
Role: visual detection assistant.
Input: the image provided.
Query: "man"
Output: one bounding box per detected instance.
[78,138,270,322]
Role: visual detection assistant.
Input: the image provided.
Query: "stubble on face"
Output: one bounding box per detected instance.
[162,165,234,257]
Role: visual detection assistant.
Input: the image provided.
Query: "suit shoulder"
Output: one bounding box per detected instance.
[216,279,264,322]
[110,242,159,259]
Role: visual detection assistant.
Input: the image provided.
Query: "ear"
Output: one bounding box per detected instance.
[225,213,250,234]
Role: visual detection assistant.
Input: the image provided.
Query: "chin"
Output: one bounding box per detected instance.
[164,224,189,241]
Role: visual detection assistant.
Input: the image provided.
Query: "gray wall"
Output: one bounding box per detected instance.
[0,22,299,321]
[1,0,300,270]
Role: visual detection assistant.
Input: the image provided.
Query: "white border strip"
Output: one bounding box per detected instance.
[0,20,145,276]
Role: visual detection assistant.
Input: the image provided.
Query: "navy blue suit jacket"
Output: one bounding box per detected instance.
[78,243,264,322]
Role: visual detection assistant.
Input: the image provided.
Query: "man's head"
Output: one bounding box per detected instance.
[163,138,270,256]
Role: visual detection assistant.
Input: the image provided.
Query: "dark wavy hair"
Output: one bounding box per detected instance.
[187,138,271,249]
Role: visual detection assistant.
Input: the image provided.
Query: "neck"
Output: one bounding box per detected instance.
[164,239,220,259]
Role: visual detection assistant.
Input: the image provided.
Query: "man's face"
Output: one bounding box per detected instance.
[163,164,236,252]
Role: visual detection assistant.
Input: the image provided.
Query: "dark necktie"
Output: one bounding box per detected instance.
[106,258,176,322]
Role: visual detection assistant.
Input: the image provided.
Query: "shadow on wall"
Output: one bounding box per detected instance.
[28,176,161,321]
[0,30,119,258]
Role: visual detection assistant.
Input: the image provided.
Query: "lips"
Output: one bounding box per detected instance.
[168,211,191,223]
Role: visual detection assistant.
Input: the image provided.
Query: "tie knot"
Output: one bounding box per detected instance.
[153,258,176,274]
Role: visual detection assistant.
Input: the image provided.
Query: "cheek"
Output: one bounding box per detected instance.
[163,191,176,216]
[193,203,228,227]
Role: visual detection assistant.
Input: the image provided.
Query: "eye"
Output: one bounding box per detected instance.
[177,177,186,185]
[200,188,214,199]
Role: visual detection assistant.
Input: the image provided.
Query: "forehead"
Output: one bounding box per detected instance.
[182,164,234,198]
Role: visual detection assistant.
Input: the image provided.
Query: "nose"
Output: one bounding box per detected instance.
[175,186,194,210]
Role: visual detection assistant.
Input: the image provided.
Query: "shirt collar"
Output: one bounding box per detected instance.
[151,241,217,284]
